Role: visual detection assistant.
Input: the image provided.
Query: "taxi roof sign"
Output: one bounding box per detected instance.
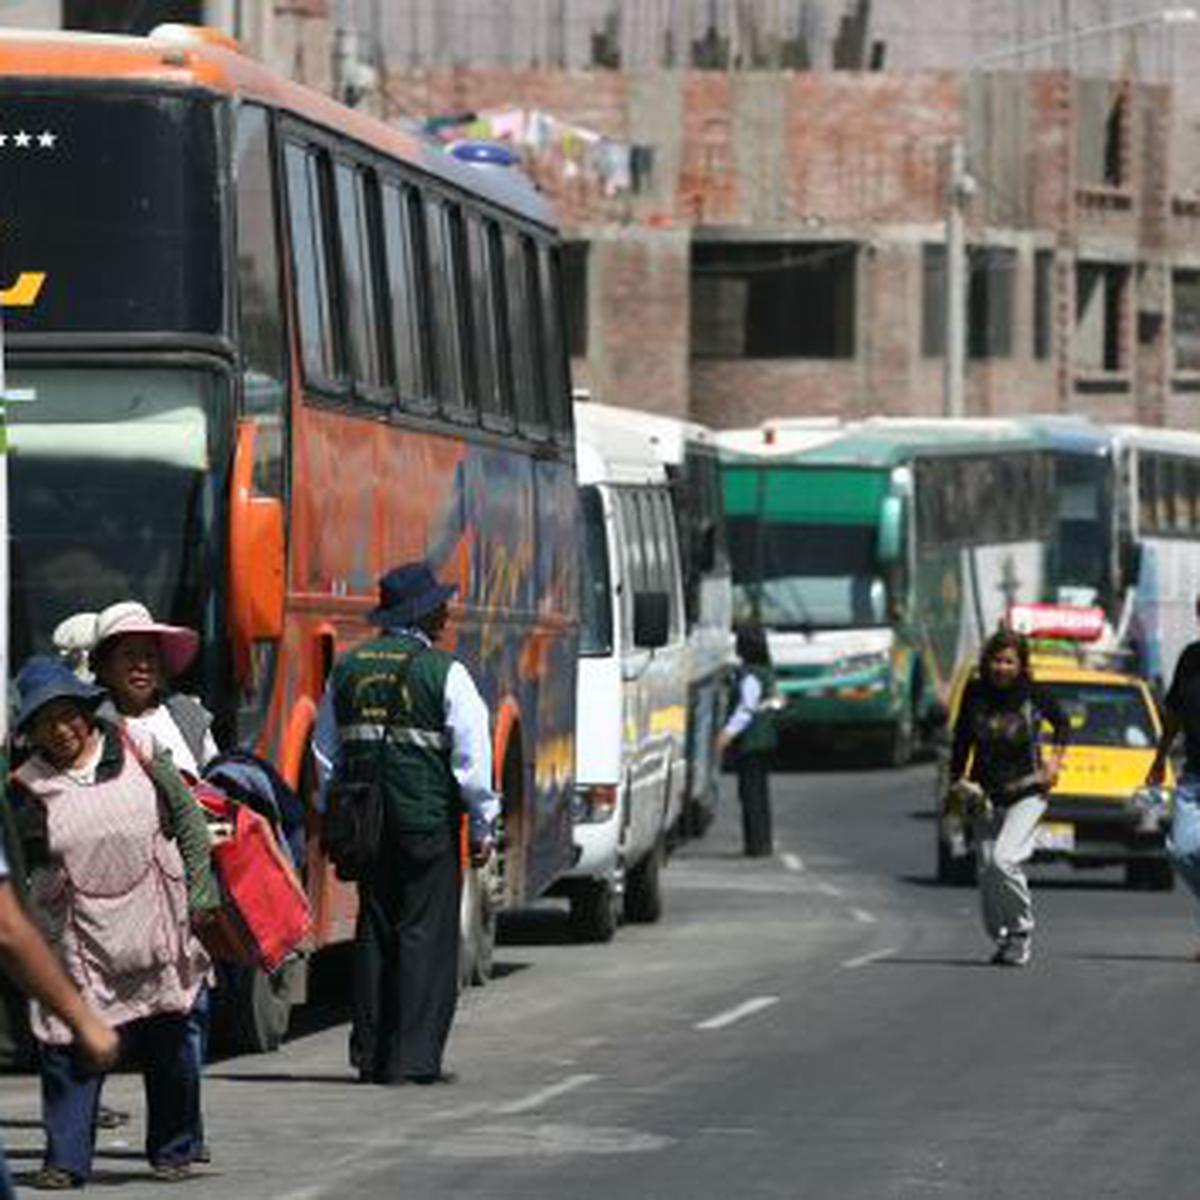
[1007,603,1107,643]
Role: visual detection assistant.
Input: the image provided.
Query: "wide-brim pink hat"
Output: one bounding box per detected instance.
[92,601,200,678]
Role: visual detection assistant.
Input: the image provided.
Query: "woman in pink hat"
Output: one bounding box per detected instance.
[89,602,218,781]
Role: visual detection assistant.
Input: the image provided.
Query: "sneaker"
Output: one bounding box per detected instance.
[996,934,1032,967]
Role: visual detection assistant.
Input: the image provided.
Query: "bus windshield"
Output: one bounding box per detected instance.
[6,365,231,674]
[0,89,222,337]
[732,520,886,630]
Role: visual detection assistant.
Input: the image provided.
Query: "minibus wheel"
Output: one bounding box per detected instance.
[624,838,664,923]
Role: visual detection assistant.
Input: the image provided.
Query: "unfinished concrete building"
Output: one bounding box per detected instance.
[378,0,1200,429]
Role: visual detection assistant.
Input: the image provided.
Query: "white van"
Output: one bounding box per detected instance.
[560,401,689,942]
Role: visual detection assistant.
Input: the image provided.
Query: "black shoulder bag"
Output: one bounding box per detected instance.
[321,654,418,883]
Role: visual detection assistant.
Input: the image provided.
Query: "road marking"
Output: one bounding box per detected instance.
[815,881,843,898]
[842,947,897,970]
[695,995,780,1031]
[780,852,804,872]
[851,908,877,925]
[496,1073,599,1115]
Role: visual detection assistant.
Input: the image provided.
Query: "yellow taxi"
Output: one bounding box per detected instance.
[935,621,1174,891]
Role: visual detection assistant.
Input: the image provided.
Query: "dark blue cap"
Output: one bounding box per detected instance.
[366,562,457,628]
[14,655,105,732]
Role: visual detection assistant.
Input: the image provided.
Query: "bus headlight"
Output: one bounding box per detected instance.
[573,785,618,824]
[835,651,890,678]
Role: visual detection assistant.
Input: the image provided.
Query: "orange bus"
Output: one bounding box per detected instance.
[0,25,578,1050]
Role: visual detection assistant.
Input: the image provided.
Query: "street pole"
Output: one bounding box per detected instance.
[943,138,968,419]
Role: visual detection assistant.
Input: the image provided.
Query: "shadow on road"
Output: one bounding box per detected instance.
[877,956,993,969]
[207,1070,357,1085]
[1070,952,1197,965]
[897,872,1132,893]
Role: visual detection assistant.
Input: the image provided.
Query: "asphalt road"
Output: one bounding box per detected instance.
[3,761,1200,1199]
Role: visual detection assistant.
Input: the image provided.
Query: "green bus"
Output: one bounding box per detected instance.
[720,418,1059,764]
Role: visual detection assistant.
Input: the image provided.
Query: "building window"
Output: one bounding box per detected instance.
[1174,270,1200,374]
[1076,80,1129,189]
[562,241,589,359]
[967,247,1015,360]
[1075,263,1129,373]
[922,244,946,358]
[690,242,857,360]
[922,244,1015,360]
[1034,251,1054,361]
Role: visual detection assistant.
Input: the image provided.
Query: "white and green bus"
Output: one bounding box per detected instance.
[720,418,1061,764]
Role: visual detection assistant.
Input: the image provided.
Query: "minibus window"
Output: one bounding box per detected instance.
[579,486,613,656]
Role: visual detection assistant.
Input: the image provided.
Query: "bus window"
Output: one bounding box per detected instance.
[285,142,340,387]
[579,485,613,656]
[504,231,545,437]
[639,489,664,598]
[465,213,508,425]
[1158,458,1174,533]
[423,195,470,421]
[1138,454,1156,533]
[333,161,386,396]
[537,243,573,445]
[234,105,287,501]
[380,179,429,409]
[653,490,682,640]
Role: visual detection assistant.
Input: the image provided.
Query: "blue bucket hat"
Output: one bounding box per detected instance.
[366,561,457,628]
[14,655,105,732]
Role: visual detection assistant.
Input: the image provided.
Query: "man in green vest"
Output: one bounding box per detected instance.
[716,624,779,857]
[314,561,499,1085]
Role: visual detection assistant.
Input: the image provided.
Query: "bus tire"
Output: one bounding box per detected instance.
[568,880,619,943]
[884,707,915,768]
[624,838,664,924]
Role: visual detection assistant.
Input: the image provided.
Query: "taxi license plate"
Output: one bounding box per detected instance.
[1035,822,1075,852]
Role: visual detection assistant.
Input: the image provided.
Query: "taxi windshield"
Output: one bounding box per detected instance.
[1040,682,1156,749]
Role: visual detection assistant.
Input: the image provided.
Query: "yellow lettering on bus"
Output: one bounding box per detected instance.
[0,272,46,307]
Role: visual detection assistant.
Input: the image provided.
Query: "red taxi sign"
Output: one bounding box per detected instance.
[1006,603,1106,643]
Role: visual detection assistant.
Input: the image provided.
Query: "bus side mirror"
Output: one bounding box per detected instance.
[229,419,285,684]
[878,495,905,564]
[634,592,670,650]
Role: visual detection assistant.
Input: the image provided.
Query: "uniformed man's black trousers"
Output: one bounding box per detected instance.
[351,826,459,1083]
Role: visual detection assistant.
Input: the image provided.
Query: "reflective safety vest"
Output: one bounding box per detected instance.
[331,633,458,833]
[735,663,778,756]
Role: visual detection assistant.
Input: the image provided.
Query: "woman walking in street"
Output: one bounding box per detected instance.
[948,628,1069,967]
[717,624,779,858]
[10,656,218,1189]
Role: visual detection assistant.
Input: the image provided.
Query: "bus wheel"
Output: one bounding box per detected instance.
[568,880,619,943]
[624,838,665,924]
[884,708,915,768]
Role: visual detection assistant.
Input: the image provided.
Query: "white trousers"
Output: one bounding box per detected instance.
[976,794,1046,942]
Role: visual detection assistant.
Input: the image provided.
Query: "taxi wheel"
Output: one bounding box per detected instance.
[568,880,619,943]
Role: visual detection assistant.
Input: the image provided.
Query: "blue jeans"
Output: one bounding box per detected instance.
[1168,773,1200,911]
[39,1010,199,1181]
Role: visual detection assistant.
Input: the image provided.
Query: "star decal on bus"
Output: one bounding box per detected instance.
[0,130,58,149]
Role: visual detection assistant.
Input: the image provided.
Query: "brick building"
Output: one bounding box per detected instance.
[7,0,1199,429]
[384,51,1199,430]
